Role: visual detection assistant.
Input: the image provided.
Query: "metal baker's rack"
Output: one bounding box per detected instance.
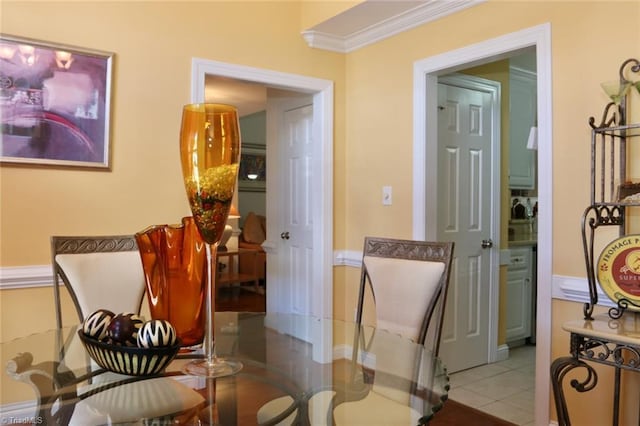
[582,57,640,320]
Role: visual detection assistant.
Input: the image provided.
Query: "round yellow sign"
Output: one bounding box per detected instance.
[597,234,640,311]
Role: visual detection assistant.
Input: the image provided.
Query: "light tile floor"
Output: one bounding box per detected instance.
[447,345,536,426]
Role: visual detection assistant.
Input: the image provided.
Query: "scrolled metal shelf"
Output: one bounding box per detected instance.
[608,298,640,320]
[551,356,598,426]
[576,336,640,372]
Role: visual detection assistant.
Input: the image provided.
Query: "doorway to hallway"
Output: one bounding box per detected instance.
[413,23,552,423]
[191,59,334,324]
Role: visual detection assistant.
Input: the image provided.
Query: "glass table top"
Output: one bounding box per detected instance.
[1,312,448,425]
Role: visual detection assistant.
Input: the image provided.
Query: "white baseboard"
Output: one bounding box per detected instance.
[496,344,510,362]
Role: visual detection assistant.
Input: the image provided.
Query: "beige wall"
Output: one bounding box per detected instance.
[2,1,640,423]
[0,1,345,265]
[338,2,638,424]
[0,1,346,339]
[340,0,638,267]
[336,2,639,425]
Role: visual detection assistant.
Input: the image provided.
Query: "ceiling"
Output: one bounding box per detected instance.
[205,0,485,115]
[205,75,308,117]
[205,75,267,117]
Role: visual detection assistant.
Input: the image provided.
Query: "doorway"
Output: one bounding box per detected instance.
[190,58,335,322]
[413,24,552,424]
[437,52,538,373]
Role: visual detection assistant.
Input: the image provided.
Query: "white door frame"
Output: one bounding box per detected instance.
[413,24,552,425]
[437,74,501,372]
[191,58,334,320]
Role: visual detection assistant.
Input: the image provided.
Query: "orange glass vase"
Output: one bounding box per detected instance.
[135,216,207,347]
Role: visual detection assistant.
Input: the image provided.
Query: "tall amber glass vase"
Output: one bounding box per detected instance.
[179,103,242,377]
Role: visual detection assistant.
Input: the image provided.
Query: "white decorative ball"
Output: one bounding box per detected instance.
[137,320,177,348]
[83,309,115,341]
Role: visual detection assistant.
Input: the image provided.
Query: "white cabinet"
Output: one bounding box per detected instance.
[506,246,533,343]
[509,67,537,189]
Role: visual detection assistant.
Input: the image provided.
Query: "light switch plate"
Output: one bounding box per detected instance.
[382,186,392,205]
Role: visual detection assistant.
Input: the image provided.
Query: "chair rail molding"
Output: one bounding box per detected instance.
[333,249,362,268]
[0,265,52,289]
[302,0,485,53]
[331,253,613,308]
[0,263,613,310]
[552,274,615,308]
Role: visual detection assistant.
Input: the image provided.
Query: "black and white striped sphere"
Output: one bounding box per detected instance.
[137,320,177,348]
[83,309,115,341]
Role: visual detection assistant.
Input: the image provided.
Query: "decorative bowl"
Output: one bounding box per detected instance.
[78,331,180,376]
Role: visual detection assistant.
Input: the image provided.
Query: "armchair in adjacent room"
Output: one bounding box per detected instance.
[238,211,266,284]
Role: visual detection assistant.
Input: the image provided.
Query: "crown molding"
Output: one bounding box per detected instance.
[302,0,485,53]
[301,31,347,54]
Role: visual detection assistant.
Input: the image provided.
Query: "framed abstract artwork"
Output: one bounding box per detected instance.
[0,34,114,168]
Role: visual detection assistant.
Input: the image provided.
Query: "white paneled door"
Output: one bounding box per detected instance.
[282,102,314,317]
[266,96,315,341]
[436,77,499,373]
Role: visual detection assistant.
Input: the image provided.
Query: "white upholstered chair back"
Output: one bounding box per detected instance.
[357,237,454,353]
[51,235,146,329]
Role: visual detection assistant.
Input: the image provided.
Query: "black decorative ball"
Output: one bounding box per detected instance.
[107,313,143,346]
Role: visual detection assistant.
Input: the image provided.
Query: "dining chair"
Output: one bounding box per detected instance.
[356,236,454,351]
[327,237,455,425]
[256,237,454,425]
[10,236,148,424]
[51,235,146,329]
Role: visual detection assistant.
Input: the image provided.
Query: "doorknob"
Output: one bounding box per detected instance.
[280,231,290,240]
[481,239,493,249]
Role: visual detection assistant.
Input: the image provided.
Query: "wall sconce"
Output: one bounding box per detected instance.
[0,44,16,60]
[247,173,259,180]
[55,51,74,69]
[17,44,36,66]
